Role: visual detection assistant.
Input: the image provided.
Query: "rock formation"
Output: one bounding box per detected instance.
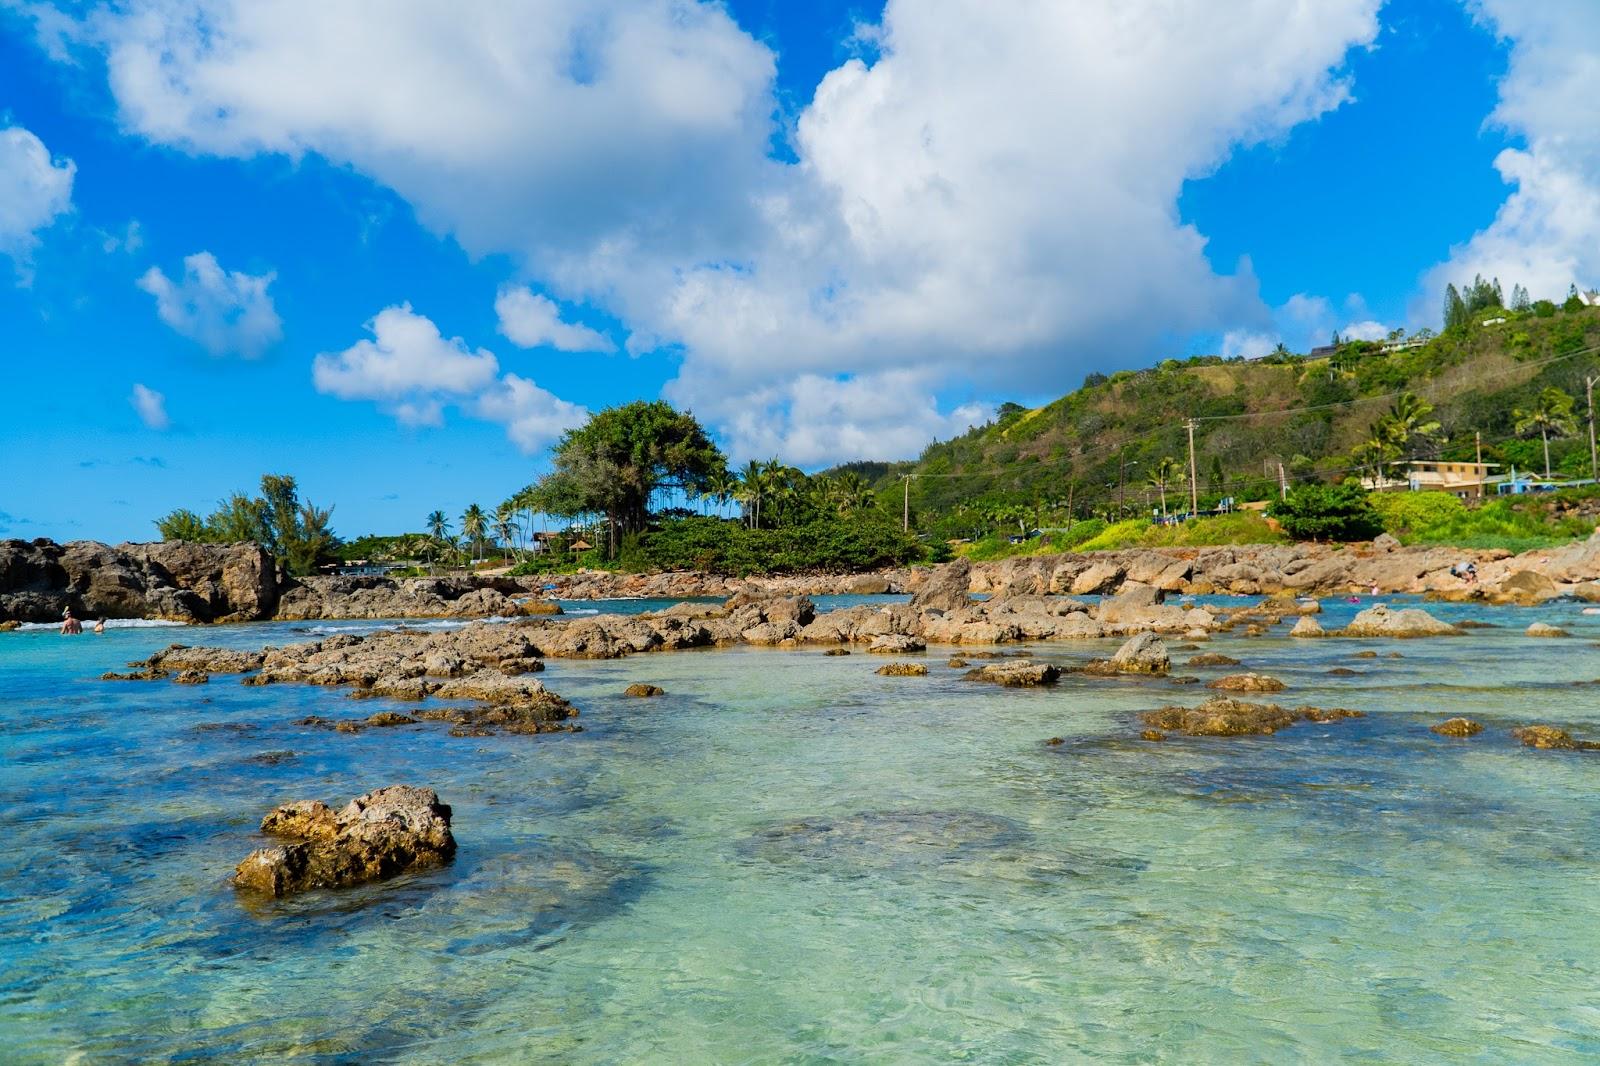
[233,785,456,897]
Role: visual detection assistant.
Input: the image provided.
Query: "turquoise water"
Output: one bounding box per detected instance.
[4,596,1600,1062]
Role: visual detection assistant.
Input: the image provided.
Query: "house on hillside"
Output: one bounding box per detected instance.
[1578,288,1600,308]
[1361,460,1504,500]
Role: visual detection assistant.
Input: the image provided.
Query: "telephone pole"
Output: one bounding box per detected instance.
[1475,430,1484,498]
[1278,461,1288,501]
[901,474,911,532]
[1587,375,1598,481]
[1185,418,1199,519]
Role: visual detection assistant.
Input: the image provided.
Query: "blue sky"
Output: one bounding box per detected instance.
[2,0,1595,543]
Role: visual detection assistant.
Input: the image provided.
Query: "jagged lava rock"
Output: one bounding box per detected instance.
[1431,717,1483,737]
[1206,673,1287,693]
[876,662,929,677]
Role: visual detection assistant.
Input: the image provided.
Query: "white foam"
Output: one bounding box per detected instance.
[12,617,191,631]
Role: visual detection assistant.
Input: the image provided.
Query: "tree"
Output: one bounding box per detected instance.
[1145,456,1183,516]
[736,459,767,529]
[1376,391,1441,457]
[1444,283,1468,331]
[1513,386,1578,477]
[1268,482,1384,542]
[154,508,208,541]
[153,473,336,576]
[1511,284,1531,312]
[425,510,451,574]
[493,502,519,561]
[461,503,487,565]
[1206,455,1226,498]
[528,401,725,557]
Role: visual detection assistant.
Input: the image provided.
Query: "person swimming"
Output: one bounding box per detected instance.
[93,618,105,634]
[60,607,82,635]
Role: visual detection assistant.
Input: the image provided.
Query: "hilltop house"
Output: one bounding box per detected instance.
[1361,460,1504,499]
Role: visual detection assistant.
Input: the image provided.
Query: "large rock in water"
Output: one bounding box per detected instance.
[233,785,456,898]
[1343,604,1460,638]
[909,559,972,613]
[0,538,279,622]
[1083,632,1171,676]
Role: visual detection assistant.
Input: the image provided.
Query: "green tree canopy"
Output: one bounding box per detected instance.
[526,401,726,555]
[1267,482,1384,542]
[153,473,338,576]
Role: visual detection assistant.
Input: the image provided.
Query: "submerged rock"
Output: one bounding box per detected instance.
[1431,717,1483,737]
[876,662,928,677]
[963,660,1060,686]
[824,648,851,656]
[1207,673,1287,693]
[624,683,665,697]
[233,785,456,898]
[1512,725,1600,750]
[868,633,926,654]
[1525,622,1569,638]
[1141,696,1363,737]
[1186,652,1241,667]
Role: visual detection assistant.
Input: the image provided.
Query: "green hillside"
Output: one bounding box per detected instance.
[856,299,1600,539]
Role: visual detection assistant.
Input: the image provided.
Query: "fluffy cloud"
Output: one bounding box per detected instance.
[129,382,169,429]
[0,125,75,277]
[136,251,283,357]
[47,0,1384,462]
[495,285,614,352]
[312,304,499,420]
[314,304,583,451]
[1423,1,1600,305]
[474,374,588,452]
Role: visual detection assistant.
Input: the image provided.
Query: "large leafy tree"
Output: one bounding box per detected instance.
[1268,482,1384,542]
[527,401,725,555]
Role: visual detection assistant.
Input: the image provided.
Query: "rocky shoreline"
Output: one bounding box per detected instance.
[11,530,1600,626]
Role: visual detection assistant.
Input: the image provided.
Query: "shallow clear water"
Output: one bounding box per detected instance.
[4,595,1600,1062]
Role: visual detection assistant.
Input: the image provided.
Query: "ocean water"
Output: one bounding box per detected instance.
[4,595,1600,1063]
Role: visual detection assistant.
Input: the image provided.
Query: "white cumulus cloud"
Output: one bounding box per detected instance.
[312,304,499,413]
[1422,1,1600,306]
[495,285,614,352]
[475,373,589,452]
[137,251,283,357]
[129,382,169,429]
[314,304,583,451]
[0,125,75,278]
[44,0,1385,463]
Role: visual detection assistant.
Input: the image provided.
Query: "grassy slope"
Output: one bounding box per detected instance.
[859,306,1600,523]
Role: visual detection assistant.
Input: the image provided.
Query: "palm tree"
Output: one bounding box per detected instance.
[1514,386,1578,477]
[1145,456,1184,517]
[1350,438,1399,485]
[425,510,450,574]
[703,470,735,518]
[832,471,876,515]
[737,460,766,529]
[461,503,487,566]
[493,501,519,562]
[1377,391,1442,455]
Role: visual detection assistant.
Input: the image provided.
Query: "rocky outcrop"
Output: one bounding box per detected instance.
[963,660,1060,686]
[274,575,560,621]
[0,538,277,623]
[1142,697,1363,737]
[1525,622,1568,637]
[1431,717,1483,737]
[1083,633,1170,676]
[233,785,455,898]
[908,559,972,613]
[624,683,665,697]
[1344,605,1460,638]
[1289,616,1326,638]
[876,662,928,677]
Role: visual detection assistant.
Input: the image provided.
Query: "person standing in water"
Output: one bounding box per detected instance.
[93,618,105,634]
[60,607,82,635]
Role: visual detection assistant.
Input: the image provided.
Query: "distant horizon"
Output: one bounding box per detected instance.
[6,0,1599,542]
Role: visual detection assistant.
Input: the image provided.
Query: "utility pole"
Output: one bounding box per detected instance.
[901,474,911,532]
[1587,375,1598,481]
[1278,461,1288,501]
[1475,430,1484,498]
[1185,418,1199,519]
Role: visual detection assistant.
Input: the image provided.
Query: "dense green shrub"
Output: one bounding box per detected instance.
[1268,483,1384,541]
[637,515,922,575]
